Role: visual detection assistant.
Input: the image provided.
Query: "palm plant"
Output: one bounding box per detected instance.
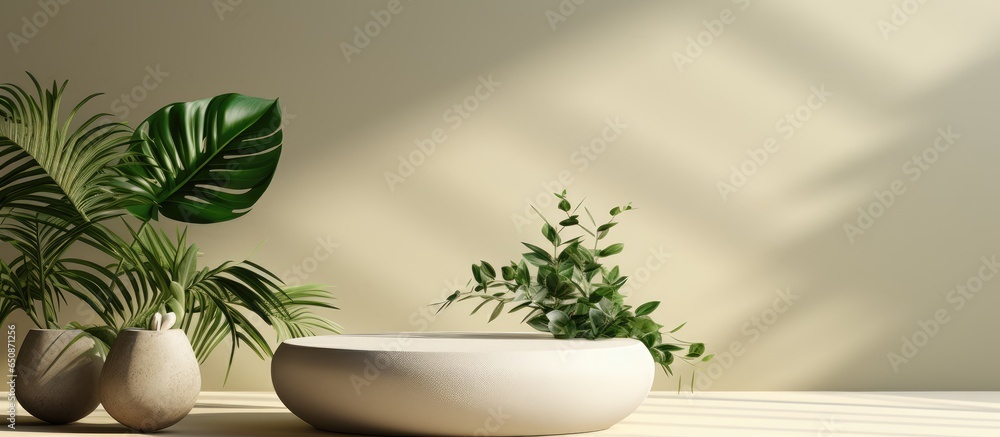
[103,225,340,378]
[1,73,339,373]
[0,74,142,329]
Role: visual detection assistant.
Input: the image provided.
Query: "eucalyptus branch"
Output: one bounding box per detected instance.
[436,191,711,384]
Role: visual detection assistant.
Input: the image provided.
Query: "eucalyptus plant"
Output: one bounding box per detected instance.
[0,73,339,374]
[438,191,711,388]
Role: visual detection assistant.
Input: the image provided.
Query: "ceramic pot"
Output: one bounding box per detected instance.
[14,329,104,424]
[99,328,200,432]
[272,332,654,436]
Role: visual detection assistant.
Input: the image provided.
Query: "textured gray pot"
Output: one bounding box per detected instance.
[14,329,104,424]
[99,328,200,432]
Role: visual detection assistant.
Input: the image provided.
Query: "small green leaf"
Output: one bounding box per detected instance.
[471,298,491,315]
[489,301,505,322]
[635,301,660,316]
[610,206,621,216]
[558,216,579,227]
[522,252,548,267]
[501,266,515,281]
[480,261,496,279]
[546,309,569,324]
[596,222,617,233]
[522,243,552,262]
[669,322,687,333]
[702,354,715,362]
[606,266,620,282]
[527,314,550,332]
[589,308,609,328]
[687,343,705,357]
[655,344,684,352]
[544,272,560,292]
[542,223,560,245]
[599,243,624,257]
[558,199,571,212]
[546,309,575,337]
[471,264,484,283]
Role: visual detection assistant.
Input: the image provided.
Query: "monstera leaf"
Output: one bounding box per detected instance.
[122,94,283,224]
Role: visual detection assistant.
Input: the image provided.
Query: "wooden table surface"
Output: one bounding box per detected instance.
[11,391,1000,436]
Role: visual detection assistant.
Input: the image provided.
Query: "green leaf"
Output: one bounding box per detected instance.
[558,216,579,227]
[121,94,284,223]
[522,243,552,262]
[526,314,549,332]
[522,252,549,267]
[488,301,505,322]
[558,199,571,212]
[546,310,574,337]
[687,343,705,357]
[655,344,684,352]
[606,266,620,283]
[541,223,560,246]
[610,206,621,216]
[596,222,617,233]
[471,264,484,284]
[702,354,715,362]
[588,308,609,328]
[599,243,624,257]
[669,322,687,333]
[500,266,515,281]
[470,298,492,315]
[480,261,496,279]
[635,301,660,316]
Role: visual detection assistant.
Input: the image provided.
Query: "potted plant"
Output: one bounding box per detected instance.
[437,191,711,387]
[271,191,710,436]
[1,75,145,424]
[99,310,200,433]
[0,74,340,426]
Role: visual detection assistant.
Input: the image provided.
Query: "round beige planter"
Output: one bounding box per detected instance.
[99,328,200,432]
[272,332,653,436]
[14,329,104,424]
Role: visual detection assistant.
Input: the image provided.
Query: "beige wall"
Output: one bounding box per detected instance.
[3,0,1000,391]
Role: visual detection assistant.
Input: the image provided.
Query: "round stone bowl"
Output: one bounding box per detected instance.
[271,332,653,436]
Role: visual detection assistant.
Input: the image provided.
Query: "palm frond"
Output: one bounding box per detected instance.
[117,225,340,380]
[0,73,149,222]
[0,212,128,327]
